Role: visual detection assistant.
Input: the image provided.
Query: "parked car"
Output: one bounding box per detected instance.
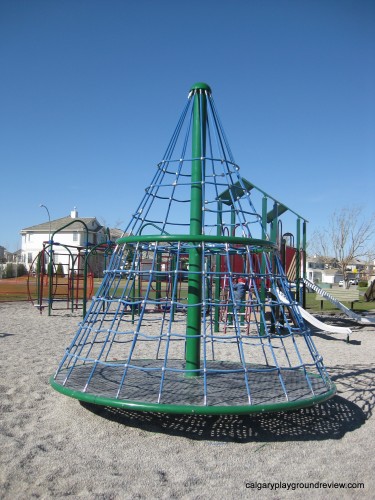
[339,279,358,287]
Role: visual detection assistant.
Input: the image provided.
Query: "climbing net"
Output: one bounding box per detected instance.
[51,84,335,414]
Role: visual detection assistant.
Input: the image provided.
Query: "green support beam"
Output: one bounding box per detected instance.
[296,218,301,303]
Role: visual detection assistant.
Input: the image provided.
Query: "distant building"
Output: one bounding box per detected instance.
[20,208,109,274]
[306,255,372,284]
[0,246,22,264]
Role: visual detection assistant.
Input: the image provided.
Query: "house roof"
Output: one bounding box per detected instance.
[21,215,104,234]
[108,228,125,240]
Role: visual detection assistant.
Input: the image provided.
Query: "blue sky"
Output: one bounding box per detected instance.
[1,0,374,251]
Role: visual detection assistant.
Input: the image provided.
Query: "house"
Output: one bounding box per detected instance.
[306,255,373,285]
[305,258,342,285]
[305,256,325,284]
[20,208,109,274]
[0,246,25,278]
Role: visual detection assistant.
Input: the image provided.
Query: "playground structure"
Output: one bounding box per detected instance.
[51,83,337,415]
[27,220,116,317]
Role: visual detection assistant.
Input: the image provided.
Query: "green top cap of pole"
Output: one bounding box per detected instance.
[190,82,212,94]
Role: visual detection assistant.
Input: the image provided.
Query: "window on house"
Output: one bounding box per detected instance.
[73,232,78,242]
[28,253,33,264]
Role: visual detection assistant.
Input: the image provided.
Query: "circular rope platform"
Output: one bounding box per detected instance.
[51,361,336,415]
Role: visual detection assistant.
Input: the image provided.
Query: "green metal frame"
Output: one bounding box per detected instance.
[32,220,117,318]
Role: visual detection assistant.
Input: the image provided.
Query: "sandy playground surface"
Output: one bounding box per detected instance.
[1,301,375,499]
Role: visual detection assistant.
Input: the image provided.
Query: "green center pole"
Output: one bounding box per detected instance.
[186,83,210,375]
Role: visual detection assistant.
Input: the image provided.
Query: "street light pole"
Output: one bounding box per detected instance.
[39,204,51,242]
[39,203,53,315]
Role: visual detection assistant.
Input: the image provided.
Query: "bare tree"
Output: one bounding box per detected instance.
[310,207,375,288]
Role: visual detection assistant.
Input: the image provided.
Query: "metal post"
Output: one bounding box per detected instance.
[186,83,210,375]
[296,218,301,303]
[260,196,268,336]
[38,245,45,314]
[39,204,51,242]
[83,246,89,317]
[156,251,162,302]
[39,204,53,316]
[48,245,53,316]
[171,253,176,322]
[214,200,222,332]
[270,202,278,243]
[302,220,307,308]
[270,202,279,333]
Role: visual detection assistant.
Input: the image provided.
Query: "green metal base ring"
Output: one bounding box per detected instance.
[50,370,336,416]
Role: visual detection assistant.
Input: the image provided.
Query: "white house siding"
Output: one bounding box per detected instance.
[21,233,47,268]
[20,213,107,274]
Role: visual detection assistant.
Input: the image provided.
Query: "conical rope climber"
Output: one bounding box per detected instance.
[50,83,336,414]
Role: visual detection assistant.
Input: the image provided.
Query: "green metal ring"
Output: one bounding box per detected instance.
[50,375,336,415]
[117,234,276,249]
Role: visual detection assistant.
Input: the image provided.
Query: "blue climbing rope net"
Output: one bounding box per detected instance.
[51,84,335,414]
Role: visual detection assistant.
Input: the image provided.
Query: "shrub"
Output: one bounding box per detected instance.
[4,263,14,278]
[359,280,368,288]
[16,264,27,277]
[56,263,65,277]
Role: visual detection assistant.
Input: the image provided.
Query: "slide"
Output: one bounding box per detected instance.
[302,278,375,325]
[276,288,352,341]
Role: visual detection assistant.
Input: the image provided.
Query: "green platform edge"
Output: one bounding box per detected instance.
[50,375,336,415]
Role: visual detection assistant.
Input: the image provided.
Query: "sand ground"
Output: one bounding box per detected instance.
[1,302,374,499]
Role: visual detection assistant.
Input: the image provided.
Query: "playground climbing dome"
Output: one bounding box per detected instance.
[51,83,336,415]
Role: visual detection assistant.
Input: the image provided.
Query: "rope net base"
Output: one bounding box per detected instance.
[51,361,335,415]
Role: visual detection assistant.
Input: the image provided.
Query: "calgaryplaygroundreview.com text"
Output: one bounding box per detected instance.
[245,481,365,491]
